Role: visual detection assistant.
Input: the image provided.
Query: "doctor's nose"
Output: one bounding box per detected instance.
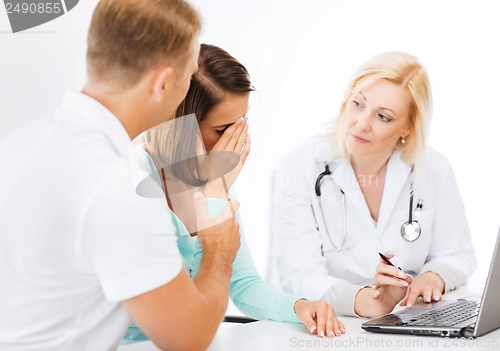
[355,113,371,133]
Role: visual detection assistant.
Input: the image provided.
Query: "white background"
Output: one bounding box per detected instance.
[1,0,499,304]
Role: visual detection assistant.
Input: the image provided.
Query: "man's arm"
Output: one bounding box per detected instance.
[123,194,240,351]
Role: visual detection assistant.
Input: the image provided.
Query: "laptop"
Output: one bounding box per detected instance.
[362,229,500,338]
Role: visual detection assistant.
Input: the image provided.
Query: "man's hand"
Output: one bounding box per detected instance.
[193,191,240,263]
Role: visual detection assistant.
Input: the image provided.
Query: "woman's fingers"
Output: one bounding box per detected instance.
[324,304,334,337]
[212,117,245,151]
[240,132,251,164]
[315,303,327,337]
[296,301,345,338]
[232,120,249,155]
[331,313,345,337]
[224,117,247,151]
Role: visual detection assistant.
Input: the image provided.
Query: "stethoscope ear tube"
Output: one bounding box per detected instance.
[315,163,349,250]
[315,164,331,196]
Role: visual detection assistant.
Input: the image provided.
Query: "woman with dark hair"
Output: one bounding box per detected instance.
[122,44,346,345]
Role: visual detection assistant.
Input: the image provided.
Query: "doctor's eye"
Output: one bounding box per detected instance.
[377,113,391,122]
[353,100,364,109]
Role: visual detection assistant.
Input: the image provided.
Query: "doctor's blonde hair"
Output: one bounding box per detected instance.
[333,51,432,167]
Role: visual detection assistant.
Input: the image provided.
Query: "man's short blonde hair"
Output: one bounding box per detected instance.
[334,52,432,166]
[87,0,201,88]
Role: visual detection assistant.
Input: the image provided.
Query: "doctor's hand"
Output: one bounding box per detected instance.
[354,252,413,317]
[399,271,445,307]
[294,299,346,338]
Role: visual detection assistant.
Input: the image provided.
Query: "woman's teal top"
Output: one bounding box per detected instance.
[122,151,300,344]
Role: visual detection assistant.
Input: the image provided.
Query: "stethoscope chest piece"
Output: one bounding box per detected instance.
[401,221,421,242]
[401,196,423,242]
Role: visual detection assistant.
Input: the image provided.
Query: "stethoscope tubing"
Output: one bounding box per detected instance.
[314,163,422,246]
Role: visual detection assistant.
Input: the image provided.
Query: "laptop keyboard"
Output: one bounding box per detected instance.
[404,300,480,327]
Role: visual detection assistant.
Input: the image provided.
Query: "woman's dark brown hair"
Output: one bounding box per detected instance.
[147,44,254,187]
[176,43,255,121]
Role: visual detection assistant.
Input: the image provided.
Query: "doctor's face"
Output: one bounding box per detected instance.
[344,79,412,160]
[198,92,250,152]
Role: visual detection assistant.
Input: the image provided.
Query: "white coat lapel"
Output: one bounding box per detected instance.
[376,151,412,236]
[330,157,373,228]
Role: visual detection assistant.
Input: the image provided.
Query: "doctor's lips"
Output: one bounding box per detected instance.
[350,133,370,143]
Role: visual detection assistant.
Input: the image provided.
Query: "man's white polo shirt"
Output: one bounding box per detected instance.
[0,91,182,350]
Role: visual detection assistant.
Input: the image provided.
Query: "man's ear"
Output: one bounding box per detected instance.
[150,65,176,102]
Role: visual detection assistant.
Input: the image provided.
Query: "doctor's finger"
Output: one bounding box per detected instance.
[432,289,442,302]
[382,251,395,259]
[376,263,407,280]
[374,274,409,288]
[399,290,410,306]
[404,288,421,307]
[422,287,433,303]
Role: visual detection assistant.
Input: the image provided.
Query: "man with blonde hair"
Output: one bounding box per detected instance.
[0,1,241,350]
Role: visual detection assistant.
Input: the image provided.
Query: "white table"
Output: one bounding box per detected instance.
[118,287,500,351]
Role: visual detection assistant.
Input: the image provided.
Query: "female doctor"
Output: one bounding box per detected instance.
[272,52,476,318]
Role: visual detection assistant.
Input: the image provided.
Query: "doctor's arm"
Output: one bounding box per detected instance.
[400,163,477,307]
[272,155,363,317]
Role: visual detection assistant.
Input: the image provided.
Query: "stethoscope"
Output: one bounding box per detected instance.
[314,163,424,247]
[314,163,349,251]
[400,182,423,242]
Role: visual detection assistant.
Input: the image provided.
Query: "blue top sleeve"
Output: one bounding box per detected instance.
[178,197,300,323]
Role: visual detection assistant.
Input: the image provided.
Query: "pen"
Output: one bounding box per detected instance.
[378,252,403,271]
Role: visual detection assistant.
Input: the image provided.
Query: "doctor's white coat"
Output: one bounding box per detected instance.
[272,138,476,316]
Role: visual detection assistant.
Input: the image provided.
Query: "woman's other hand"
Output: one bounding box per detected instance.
[294,299,346,338]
